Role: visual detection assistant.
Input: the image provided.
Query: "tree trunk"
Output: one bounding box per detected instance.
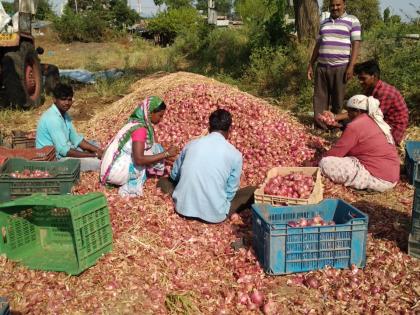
[293,0,320,44]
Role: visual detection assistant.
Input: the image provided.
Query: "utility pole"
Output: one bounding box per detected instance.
[138,0,141,16]
[208,0,217,25]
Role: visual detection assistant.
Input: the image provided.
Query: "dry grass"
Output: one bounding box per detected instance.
[35,32,170,71]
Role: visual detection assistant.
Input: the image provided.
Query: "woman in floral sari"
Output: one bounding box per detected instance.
[100,96,178,197]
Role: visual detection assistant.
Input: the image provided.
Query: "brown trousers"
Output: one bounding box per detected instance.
[313,64,347,127]
[157,177,256,217]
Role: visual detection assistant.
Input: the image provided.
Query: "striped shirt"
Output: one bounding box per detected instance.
[317,12,361,66]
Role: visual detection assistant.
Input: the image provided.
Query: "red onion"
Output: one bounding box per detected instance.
[262,301,276,315]
[304,276,320,289]
[250,289,264,306]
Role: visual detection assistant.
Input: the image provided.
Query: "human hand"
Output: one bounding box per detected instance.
[345,65,354,82]
[318,112,341,128]
[166,146,179,158]
[307,64,314,80]
[96,148,104,159]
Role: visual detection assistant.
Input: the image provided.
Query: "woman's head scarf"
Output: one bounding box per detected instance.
[129,96,164,145]
[347,95,394,144]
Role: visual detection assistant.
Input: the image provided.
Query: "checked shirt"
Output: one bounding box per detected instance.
[372,80,409,145]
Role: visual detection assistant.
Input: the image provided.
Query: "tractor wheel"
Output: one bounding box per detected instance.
[2,42,43,108]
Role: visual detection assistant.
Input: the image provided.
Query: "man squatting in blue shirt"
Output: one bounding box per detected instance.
[36,83,103,172]
[158,109,256,224]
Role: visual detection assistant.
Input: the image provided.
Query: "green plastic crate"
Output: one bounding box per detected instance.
[0,297,10,315]
[0,193,113,275]
[0,158,80,202]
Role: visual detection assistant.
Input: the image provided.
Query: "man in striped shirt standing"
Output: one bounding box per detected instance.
[307,0,361,129]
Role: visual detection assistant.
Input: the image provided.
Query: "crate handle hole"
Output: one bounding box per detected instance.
[1,227,6,244]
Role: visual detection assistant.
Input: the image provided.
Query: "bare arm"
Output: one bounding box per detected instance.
[65,148,97,158]
[132,141,178,166]
[307,40,321,80]
[78,139,103,158]
[335,112,349,121]
[345,40,361,82]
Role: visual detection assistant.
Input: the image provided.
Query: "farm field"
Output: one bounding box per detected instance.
[0,33,419,314]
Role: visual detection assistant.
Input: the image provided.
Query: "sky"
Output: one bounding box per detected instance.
[42,0,420,20]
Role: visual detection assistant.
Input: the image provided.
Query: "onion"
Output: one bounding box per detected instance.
[313,215,323,224]
[250,289,264,306]
[262,301,276,315]
[304,276,320,289]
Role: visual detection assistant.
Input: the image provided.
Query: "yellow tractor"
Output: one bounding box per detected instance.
[0,0,58,108]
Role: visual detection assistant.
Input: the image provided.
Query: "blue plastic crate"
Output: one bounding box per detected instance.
[410,178,420,238]
[408,234,420,259]
[252,199,368,275]
[0,297,10,315]
[404,141,420,185]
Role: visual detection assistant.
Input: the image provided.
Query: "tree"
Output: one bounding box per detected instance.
[153,0,193,10]
[36,0,55,20]
[383,7,391,24]
[196,0,233,15]
[321,0,380,31]
[147,7,203,44]
[236,0,292,47]
[2,1,15,14]
[293,0,319,43]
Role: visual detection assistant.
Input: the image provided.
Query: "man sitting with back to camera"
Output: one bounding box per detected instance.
[36,83,103,171]
[158,109,256,223]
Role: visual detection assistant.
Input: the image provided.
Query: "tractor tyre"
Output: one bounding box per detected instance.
[19,42,43,108]
[2,42,43,108]
[1,51,26,108]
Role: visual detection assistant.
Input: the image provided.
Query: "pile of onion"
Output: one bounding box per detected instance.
[153,84,328,185]
[288,214,335,227]
[10,169,51,178]
[263,173,314,199]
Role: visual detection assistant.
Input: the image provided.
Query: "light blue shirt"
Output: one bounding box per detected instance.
[171,132,243,223]
[36,104,84,159]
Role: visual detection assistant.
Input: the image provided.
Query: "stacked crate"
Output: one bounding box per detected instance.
[252,167,369,275]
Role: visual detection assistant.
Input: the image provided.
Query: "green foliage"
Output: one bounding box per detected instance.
[52,7,108,42]
[2,1,15,14]
[360,19,420,121]
[147,7,204,44]
[84,56,103,72]
[153,0,193,9]
[108,0,140,29]
[53,0,139,42]
[236,0,292,48]
[198,27,251,77]
[196,0,233,15]
[321,0,381,31]
[244,43,311,101]
[94,74,137,98]
[36,0,55,20]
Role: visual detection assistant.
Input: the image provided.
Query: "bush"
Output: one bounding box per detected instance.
[52,7,108,42]
[244,43,311,99]
[53,1,139,42]
[363,21,420,122]
[199,27,251,77]
[147,8,204,45]
[36,0,55,20]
